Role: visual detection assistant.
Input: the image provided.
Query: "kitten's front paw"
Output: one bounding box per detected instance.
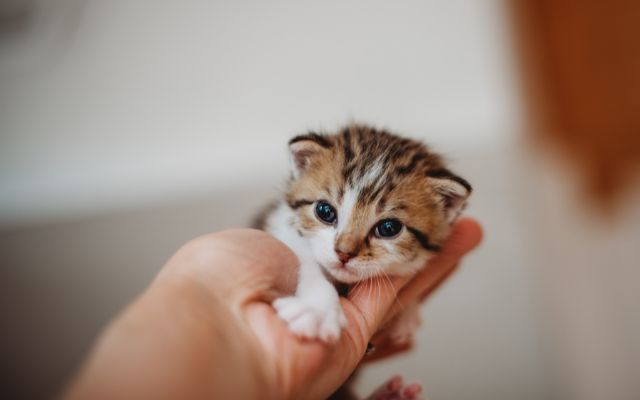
[273,296,347,342]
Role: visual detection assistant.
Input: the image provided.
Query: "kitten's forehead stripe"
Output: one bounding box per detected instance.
[342,128,354,164]
[397,152,427,175]
[360,159,384,186]
[358,181,385,207]
[337,189,358,232]
[338,127,439,193]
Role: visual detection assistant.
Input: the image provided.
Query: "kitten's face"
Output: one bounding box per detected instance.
[286,125,471,284]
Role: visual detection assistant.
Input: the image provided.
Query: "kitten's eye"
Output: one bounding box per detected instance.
[375,219,403,238]
[315,201,337,224]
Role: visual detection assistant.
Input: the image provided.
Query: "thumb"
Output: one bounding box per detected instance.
[342,272,410,347]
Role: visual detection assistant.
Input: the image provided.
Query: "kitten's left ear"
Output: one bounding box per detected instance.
[427,169,472,223]
[288,132,333,178]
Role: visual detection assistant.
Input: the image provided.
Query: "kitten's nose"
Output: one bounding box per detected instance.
[335,250,353,264]
[335,234,361,264]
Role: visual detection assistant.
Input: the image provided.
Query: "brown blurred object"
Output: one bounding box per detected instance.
[511,0,640,208]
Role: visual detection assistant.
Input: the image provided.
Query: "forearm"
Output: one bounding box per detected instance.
[66,276,271,400]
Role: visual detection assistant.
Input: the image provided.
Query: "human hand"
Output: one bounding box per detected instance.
[67,218,482,400]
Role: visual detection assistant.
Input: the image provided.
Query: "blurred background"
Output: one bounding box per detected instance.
[1,1,639,399]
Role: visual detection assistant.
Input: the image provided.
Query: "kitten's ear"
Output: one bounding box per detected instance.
[427,169,472,223]
[288,133,332,178]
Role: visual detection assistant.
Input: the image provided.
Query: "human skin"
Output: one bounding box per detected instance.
[66,218,482,400]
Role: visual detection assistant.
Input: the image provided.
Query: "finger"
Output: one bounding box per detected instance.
[363,375,404,400]
[402,383,422,399]
[346,218,482,336]
[418,263,458,302]
[390,218,483,317]
[244,302,331,392]
[425,218,483,274]
[362,337,413,363]
[342,277,410,344]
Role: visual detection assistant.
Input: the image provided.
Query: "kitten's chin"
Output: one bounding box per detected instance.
[322,264,362,284]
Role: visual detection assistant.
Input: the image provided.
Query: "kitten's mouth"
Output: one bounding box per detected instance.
[322,262,361,284]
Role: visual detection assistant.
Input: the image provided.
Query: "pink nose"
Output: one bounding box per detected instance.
[336,251,352,264]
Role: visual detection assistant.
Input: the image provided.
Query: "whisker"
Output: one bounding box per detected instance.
[387,269,406,313]
[376,273,381,309]
[364,276,375,321]
[376,264,405,314]
[372,266,386,315]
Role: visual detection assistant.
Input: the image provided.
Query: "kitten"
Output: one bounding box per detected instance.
[257,124,471,344]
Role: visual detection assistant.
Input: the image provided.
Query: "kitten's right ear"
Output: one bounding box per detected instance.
[288,133,333,178]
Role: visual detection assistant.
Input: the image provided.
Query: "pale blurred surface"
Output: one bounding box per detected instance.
[1,1,639,400]
[0,0,517,227]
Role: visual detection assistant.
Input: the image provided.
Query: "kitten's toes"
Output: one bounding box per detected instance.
[273,296,345,343]
[318,306,347,342]
[273,297,305,320]
[289,311,320,338]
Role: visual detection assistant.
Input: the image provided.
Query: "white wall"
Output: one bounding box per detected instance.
[0,0,518,227]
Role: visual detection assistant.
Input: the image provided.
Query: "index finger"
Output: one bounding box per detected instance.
[391,218,483,315]
[344,218,483,338]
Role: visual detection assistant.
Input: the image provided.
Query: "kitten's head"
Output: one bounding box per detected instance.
[286,124,471,284]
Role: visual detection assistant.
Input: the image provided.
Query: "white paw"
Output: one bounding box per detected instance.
[273,296,347,342]
[388,308,422,345]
